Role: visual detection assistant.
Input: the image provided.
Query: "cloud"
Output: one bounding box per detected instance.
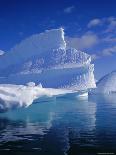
[0,50,5,56]
[66,32,99,50]
[64,6,75,14]
[87,19,102,28]
[102,35,116,43]
[102,46,116,56]
[105,17,116,33]
[88,17,116,33]
[91,46,116,61]
[65,16,116,61]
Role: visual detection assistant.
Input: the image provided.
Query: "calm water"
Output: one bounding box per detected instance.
[0,94,116,155]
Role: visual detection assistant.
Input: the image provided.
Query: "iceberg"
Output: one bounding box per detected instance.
[0,28,96,90]
[0,82,75,112]
[91,70,116,94]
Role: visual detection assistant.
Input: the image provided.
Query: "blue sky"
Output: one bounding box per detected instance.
[0,0,116,79]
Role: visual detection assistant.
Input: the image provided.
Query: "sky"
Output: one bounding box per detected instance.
[0,0,116,79]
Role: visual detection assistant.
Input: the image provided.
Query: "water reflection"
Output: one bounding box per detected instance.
[0,94,116,154]
[0,100,55,142]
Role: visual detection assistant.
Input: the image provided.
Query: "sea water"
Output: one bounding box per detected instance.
[0,94,116,155]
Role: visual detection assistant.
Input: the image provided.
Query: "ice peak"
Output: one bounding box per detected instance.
[92,70,116,94]
[0,28,66,70]
[11,28,66,52]
[44,27,66,49]
[0,28,96,91]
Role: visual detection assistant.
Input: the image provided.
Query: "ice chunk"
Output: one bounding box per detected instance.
[91,71,116,94]
[0,84,75,112]
[0,28,96,90]
[26,82,36,87]
[0,28,66,71]
[37,83,42,88]
[0,64,96,90]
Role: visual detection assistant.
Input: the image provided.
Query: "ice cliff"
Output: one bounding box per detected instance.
[0,28,96,90]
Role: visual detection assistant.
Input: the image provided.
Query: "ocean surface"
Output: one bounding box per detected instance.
[0,93,116,155]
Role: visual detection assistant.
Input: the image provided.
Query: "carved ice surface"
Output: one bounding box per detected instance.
[0,28,96,90]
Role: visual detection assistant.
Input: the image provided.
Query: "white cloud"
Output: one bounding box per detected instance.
[102,46,116,56]
[0,50,5,56]
[102,35,116,43]
[105,17,116,33]
[91,46,116,61]
[64,6,75,14]
[88,17,116,44]
[66,33,99,50]
[86,17,116,60]
[65,16,116,61]
[88,17,116,33]
[87,19,102,28]
[107,17,116,22]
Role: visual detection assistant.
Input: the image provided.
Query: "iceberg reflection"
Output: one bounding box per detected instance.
[0,94,97,153]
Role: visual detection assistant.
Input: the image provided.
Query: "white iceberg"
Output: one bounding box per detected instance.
[91,70,116,94]
[0,83,75,112]
[0,28,96,90]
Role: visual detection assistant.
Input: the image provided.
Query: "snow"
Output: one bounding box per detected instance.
[91,71,116,94]
[26,82,36,87]
[0,28,96,90]
[0,83,75,112]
